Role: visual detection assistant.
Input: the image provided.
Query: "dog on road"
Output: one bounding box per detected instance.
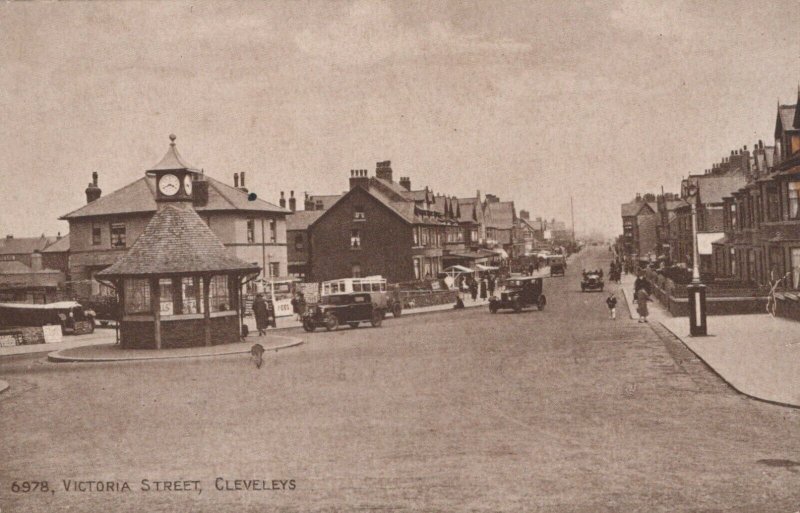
[250,343,265,369]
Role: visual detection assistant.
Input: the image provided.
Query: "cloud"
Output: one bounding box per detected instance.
[294,0,531,67]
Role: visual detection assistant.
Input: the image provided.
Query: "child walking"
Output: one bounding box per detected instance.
[606,293,617,320]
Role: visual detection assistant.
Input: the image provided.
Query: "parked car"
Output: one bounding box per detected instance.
[302,292,384,331]
[581,270,604,292]
[489,277,546,313]
[321,276,402,318]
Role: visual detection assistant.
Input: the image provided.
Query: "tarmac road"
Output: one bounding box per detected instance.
[1,247,799,512]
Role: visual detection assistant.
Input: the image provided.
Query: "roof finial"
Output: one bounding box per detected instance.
[169,133,177,146]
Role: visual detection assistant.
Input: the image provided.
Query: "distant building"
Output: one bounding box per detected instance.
[620,194,658,266]
[0,234,67,303]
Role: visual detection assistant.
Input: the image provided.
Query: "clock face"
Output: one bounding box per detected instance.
[183,174,193,196]
[158,174,180,196]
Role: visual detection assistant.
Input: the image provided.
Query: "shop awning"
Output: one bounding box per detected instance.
[444,265,474,274]
[476,264,499,271]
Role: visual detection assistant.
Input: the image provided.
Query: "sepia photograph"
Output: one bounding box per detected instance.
[1,1,799,511]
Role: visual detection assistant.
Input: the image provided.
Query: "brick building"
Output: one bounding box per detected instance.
[308,164,461,283]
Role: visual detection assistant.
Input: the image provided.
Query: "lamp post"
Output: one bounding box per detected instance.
[686,183,707,336]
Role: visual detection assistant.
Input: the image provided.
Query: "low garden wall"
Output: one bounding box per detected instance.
[643,270,767,316]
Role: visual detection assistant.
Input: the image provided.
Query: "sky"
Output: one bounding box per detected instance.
[1,0,799,240]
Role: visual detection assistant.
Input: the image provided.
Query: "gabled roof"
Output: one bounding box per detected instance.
[776,102,799,137]
[621,201,655,217]
[0,236,57,255]
[485,201,515,229]
[97,204,259,277]
[286,210,325,231]
[41,235,69,253]
[61,175,288,220]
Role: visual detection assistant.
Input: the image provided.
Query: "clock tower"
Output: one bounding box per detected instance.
[147,134,201,206]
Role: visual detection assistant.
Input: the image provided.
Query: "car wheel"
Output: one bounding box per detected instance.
[537,296,546,311]
[392,302,402,318]
[302,318,316,332]
[370,310,383,327]
[512,299,522,313]
[324,313,339,331]
[348,322,360,329]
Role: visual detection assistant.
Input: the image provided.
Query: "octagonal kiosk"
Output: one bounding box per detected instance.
[97,135,260,349]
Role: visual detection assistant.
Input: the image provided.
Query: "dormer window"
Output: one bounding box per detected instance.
[354,206,365,220]
[350,229,361,248]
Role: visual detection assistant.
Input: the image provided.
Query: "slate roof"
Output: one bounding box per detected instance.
[97,204,260,277]
[41,235,69,253]
[621,201,642,217]
[695,174,748,205]
[0,261,35,274]
[306,194,343,210]
[0,236,57,255]
[485,201,515,229]
[286,210,325,231]
[61,175,288,219]
[457,198,480,223]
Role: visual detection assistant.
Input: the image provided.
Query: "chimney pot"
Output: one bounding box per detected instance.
[92,171,98,186]
[240,172,246,187]
[234,173,239,188]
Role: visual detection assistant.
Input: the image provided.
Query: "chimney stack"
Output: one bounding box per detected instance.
[349,169,369,190]
[279,191,286,209]
[85,172,101,204]
[234,173,239,188]
[289,191,296,212]
[375,160,393,182]
[399,176,411,191]
[304,192,313,211]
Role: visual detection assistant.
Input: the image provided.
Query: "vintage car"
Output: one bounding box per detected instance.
[489,276,546,313]
[550,261,566,277]
[302,292,384,331]
[0,301,96,335]
[581,271,605,292]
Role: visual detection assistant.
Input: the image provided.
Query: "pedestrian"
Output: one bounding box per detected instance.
[291,291,306,321]
[479,277,488,300]
[606,292,617,320]
[488,275,496,297]
[252,293,270,336]
[469,278,478,301]
[636,287,650,323]
[633,273,650,297]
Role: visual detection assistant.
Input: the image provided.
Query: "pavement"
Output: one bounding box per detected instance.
[620,273,800,408]
[47,333,303,362]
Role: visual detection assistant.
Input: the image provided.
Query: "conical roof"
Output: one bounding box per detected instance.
[97,204,259,277]
[148,134,200,172]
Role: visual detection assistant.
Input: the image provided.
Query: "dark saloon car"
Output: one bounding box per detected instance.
[489,276,546,313]
[581,271,604,292]
[302,292,384,332]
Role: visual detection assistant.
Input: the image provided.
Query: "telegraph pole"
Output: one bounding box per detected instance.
[570,195,576,243]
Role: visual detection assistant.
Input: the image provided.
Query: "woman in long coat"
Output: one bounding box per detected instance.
[252,293,270,335]
[636,288,650,323]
